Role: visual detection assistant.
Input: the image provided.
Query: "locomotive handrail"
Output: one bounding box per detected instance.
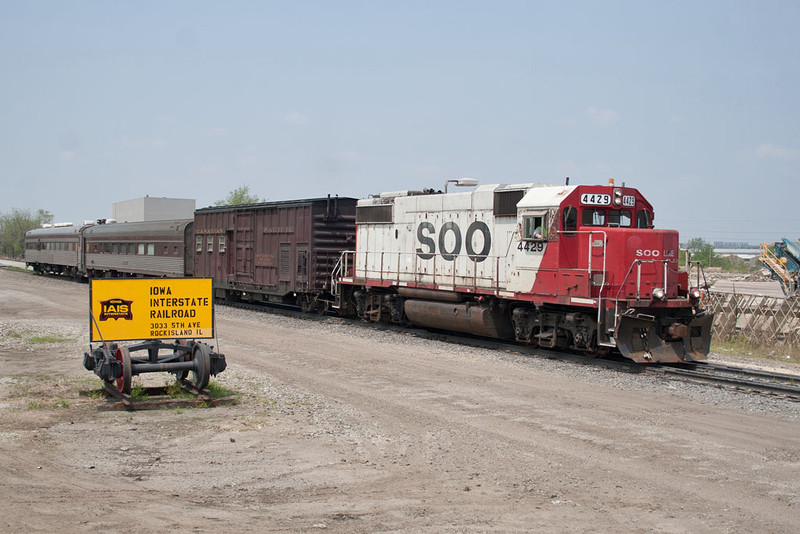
[552,229,610,339]
[588,230,608,342]
[612,258,671,331]
[689,260,710,293]
[331,250,354,299]
[350,250,507,292]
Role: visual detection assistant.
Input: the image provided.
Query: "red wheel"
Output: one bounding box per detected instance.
[114,346,132,394]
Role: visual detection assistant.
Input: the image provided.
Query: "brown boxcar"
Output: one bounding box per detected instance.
[194,196,357,311]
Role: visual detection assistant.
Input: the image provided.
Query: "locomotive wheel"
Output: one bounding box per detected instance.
[114,346,132,395]
[191,343,211,390]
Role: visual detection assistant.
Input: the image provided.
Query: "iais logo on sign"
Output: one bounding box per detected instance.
[99,298,133,321]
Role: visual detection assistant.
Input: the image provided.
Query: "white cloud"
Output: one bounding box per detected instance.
[121,136,169,150]
[203,126,229,138]
[556,161,580,176]
[236,155,265,168]
[756,143,800,160]
[333,150,359,162]
[150,137,168,150]
[285,112,309,125]
[594,161,612,174]
[586,106,619,124]
[59,150,76,162]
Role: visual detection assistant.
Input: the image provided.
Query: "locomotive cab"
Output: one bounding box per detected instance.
[534,183,712,362]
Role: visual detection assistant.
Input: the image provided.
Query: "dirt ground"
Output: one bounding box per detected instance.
[1,267,799,533]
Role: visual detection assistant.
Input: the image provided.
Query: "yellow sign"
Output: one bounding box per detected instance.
[90,278,214,342]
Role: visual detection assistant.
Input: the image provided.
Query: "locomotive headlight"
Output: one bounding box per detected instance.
[613,188,623,206]
[689,287,702,302]
[652,287,667,301]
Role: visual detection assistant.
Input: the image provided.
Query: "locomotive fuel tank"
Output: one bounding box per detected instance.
[403,299,514,339]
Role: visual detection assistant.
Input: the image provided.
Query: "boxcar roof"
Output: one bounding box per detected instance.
[195,196,358,214]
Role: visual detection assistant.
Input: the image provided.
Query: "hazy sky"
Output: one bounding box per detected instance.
[2,1,798,244]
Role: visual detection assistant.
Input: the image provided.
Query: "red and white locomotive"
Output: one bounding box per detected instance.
[337,179,712,363]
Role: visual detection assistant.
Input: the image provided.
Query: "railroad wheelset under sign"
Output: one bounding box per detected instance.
[84,339,226,396]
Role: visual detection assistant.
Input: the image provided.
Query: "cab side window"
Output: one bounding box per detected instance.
[562,206,577,234]
[636,209,652,228]
[522,215,545,240]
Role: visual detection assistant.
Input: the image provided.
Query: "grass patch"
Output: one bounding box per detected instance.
[712,336,800,364]
[206,381,236,399]
[26,399,69,409]
[164,380,193,399]
[2,329,71,343]
[28,335,71,344]
[130,384,149,402]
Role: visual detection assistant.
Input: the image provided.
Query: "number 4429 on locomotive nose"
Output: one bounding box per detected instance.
[334,178,712,363]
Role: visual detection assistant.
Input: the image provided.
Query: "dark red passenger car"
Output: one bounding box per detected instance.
[194,196,357,312]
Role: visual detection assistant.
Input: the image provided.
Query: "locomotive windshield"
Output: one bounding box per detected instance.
[573,207,652,229]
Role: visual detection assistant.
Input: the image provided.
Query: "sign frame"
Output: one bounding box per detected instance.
[90,277,215,342]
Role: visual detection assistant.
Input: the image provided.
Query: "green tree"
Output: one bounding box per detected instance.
[684,238,716,267]
[0,208,53,258]
[214,185,262,206]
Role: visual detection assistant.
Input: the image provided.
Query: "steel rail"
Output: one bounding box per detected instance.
[647,363,800,401]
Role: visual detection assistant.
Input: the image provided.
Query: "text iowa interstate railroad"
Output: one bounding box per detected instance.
[90,278,214,342]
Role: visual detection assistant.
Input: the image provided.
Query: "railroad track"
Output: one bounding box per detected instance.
[215,300,800,402]
[646,362,800,401]
[99,379,237,411]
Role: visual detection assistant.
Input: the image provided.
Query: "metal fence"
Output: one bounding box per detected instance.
[706,292,800,346]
